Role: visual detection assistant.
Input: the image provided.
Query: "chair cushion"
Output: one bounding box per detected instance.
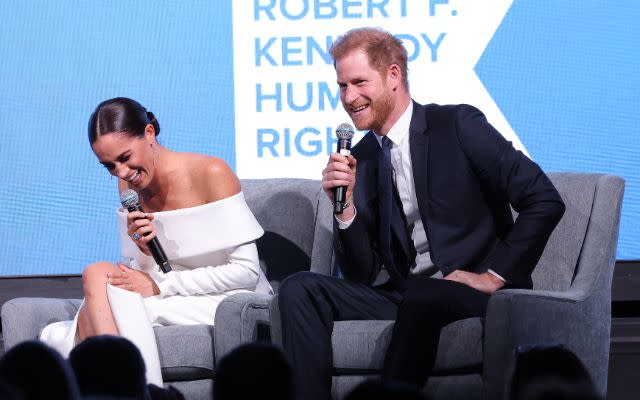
[332,318,483,374]
[154,325,215,381]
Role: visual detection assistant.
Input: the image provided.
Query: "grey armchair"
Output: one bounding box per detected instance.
[270,173,624,400]
[1,178,335,399]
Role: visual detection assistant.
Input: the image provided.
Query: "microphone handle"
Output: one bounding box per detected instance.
[146,237,172,273]
[127,204,173,273]
[334,187,347,214]
[333,138,352,214]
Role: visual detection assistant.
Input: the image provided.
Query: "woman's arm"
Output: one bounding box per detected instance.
[153,242,261,297]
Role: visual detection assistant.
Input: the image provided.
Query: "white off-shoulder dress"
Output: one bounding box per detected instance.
[40,192,272,386]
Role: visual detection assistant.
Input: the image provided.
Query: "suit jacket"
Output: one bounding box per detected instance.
[334,102,565,290]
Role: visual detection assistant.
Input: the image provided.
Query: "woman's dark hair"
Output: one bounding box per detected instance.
[88,97,160,145]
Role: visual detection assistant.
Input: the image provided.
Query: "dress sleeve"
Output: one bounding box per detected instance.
[153,241,261,298]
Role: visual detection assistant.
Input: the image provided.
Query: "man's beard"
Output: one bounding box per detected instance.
[352,89,394,133]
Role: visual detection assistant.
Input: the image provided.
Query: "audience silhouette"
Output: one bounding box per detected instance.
[69,335,147,399]
[0,340,80,399]
[0,337,610,399]
[0,379,24,400]
[146,384,185,400]
[214,343,293,400]
[506,344,602,400]
[344,378,430,400]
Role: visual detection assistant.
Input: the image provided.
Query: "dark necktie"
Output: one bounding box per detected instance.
[378,136,393,253]
[377,136,404,288]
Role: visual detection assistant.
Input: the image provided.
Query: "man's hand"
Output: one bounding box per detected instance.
[444,270,505,294]
[322,152,357,221]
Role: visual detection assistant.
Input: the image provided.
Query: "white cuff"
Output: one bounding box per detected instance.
[335,207,357,229]
[488,269,507,283]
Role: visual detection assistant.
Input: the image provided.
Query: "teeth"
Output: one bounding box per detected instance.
[352,104,367,112]
[126,170,140,182]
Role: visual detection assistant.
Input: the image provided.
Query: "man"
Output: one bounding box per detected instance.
[278,27,565,400]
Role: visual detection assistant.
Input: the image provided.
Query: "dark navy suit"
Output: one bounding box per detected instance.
[279,103,565,399]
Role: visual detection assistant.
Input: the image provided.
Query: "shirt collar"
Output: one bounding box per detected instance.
[374,101,413,148]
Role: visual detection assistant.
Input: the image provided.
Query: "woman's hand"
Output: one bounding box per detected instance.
[126,211,156,256]
[108,261,160,297]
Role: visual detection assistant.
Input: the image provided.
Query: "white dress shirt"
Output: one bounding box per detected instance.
[337,102,505,282]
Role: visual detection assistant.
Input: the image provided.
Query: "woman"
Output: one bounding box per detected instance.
[40,97,271,385]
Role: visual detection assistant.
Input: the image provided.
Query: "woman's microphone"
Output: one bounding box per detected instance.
[120,189,172,273]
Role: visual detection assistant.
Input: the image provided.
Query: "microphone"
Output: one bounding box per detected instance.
[333,123,355,214]
[120,189,172,273]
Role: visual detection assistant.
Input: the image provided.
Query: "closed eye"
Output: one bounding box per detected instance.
[100,151,131,171]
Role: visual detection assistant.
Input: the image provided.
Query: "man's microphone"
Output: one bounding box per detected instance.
[120,189,172,273]
[333,123,355,214]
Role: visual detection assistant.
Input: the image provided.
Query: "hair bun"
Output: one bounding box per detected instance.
[146,111,161,136]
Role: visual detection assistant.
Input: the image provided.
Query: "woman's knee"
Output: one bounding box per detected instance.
[81,261,115,294]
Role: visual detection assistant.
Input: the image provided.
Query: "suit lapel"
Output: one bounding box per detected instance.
[409,101,430,228]
[355,133,381,211]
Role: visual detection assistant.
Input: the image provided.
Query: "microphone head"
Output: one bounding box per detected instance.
[120,189,139,208]
[335,123,355,140]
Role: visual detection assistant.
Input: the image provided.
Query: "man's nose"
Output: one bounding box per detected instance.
[343,85,358,104]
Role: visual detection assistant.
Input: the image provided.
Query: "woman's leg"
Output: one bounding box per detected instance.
[77,261,120,341]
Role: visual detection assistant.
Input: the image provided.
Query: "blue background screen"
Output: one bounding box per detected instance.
[0,1,637,276]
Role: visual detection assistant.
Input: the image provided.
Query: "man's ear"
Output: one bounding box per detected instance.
[388,63,402,91]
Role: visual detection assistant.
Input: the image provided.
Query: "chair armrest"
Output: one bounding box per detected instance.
[483,287,609,399]
[1,298,82,351]
[269,294,282,346]
[213,292,273,363]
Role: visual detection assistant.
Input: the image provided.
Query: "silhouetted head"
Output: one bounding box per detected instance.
[0,380,22,400]
[507,345,601,400]
[214,343,293,400]
[345,378,429,400]
[0,340,80,399]
[69,335,147,399]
